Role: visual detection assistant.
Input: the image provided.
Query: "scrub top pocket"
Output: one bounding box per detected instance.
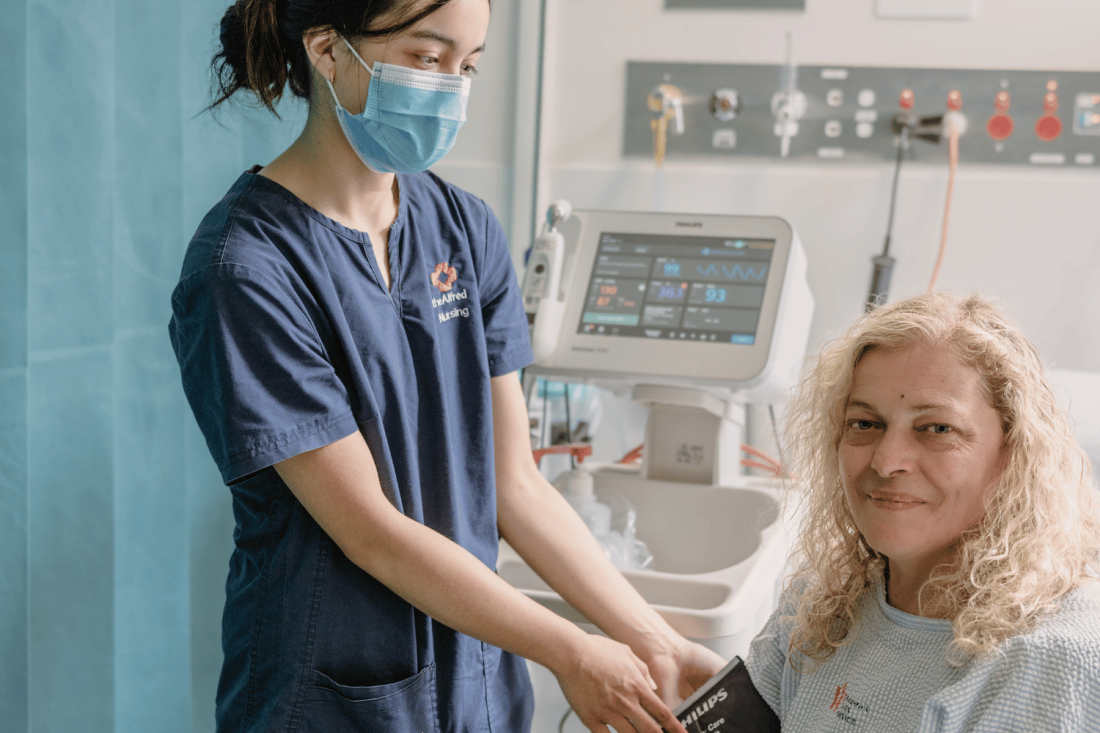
[299,664,440,733]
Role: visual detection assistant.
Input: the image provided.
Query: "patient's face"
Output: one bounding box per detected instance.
[838,344,1006,575]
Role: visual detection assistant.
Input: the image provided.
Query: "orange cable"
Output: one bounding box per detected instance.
[928,121,959,292]
[619,443,645,464]
[741,444,783,471]
[740,459,784,477]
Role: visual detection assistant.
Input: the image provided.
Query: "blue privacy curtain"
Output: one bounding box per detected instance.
[1,1,304,731]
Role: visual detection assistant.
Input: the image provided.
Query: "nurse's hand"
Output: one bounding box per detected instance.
[641,638,727,709]
[553,634,688,733]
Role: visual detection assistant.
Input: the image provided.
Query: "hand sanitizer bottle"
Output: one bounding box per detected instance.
[563,464,611,538]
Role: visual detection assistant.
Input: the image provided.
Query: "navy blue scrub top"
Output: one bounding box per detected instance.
[169,168,535,733]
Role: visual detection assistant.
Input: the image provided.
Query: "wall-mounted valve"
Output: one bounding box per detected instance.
[770,33,806,158]
[1036,82,1063,142]
[710,88,742,122]
[987,91,1014,141]
[891,89,944,145]
[647,84,684,167]
[943,89,968,137]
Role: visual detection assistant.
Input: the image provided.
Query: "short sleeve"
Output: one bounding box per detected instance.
[169,263,359,484]
[475,203,533,376]
[746,588,801,720]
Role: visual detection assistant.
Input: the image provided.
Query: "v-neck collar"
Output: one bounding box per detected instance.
[244,167,409,309]
[386,176,405,308]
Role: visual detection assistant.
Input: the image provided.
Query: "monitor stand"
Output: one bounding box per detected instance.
[632,385,745,486]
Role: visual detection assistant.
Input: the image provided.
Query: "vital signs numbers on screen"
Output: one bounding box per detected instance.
[576,232,776,346]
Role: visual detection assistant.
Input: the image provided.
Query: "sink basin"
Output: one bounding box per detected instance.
[610,476,779,575]
[498,467,796,658]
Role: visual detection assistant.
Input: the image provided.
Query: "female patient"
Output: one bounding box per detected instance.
[747,291,1100,731]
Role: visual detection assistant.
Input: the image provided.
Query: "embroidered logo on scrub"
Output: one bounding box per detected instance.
[430,261,470,323]
[430,262,458,292]
[828,683,870,726]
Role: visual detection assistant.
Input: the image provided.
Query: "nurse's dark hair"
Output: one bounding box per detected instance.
[210,0,466,114]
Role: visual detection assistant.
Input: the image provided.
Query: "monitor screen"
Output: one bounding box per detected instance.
[576,232,777,345]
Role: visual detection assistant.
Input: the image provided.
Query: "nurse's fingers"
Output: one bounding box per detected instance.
[633,655,658,690]
[588,715,642,733]
[635,686,688,733]
[584,694,683,733]
[580,695,664,730]
[576,694,682,733]
[557,635,685,733]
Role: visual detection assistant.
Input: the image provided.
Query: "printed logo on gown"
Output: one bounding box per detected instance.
[828,682,870,726]
[830,683,848,712]
[431,262,458,292]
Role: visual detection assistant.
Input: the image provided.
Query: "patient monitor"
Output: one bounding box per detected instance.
[523,207,814,485]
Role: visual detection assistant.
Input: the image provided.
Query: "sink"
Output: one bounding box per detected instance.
[609,476,779,575]
[498,467,796,658]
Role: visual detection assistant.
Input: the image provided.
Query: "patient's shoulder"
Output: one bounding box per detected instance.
[925,584,1100,731]
[1020,582,1100,647]
[987,582,1100,679]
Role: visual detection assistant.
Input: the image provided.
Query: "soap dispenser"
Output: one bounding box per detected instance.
[563,464,612,538]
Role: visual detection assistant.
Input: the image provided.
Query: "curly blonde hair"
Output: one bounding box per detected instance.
[783,291,1100,668]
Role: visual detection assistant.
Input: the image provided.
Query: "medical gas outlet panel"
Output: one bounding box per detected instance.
[624,62,1100,166]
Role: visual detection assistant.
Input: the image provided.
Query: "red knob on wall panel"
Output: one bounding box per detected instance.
[899,89,915,110]
[987,114,1014,141]
[994,91,1011,113]
[1036,114,1062,141]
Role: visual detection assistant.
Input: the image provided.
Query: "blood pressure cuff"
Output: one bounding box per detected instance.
[666,656,781,733]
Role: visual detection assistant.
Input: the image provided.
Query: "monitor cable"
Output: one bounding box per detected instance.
[866,126,908,311]
[559,706,574,732]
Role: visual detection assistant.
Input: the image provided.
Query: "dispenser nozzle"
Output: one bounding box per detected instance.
[565,463,594,497]
[546,200,572,233]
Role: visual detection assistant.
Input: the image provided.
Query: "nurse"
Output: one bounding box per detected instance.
[169,1,724,732]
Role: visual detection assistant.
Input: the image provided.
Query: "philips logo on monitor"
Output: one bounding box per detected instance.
[675,221,703,228]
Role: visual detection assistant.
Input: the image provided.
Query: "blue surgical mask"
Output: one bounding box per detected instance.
[325,39,471,174]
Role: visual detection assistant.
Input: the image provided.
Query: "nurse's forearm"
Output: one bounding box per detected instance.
[497,472,682,659]
[358,509,687,733]
[274,432,589,673]
[488,376,681,660]
[276,432,691,733]
[358,491,688,733]
[356,501,595,666]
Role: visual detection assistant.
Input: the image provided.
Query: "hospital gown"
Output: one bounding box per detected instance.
[746,573,1100,732]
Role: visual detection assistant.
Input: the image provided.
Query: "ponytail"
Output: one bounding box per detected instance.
[210,0,288,114]
[207,0,464,116]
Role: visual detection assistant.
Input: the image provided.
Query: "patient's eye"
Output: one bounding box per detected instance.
[847,419,878,431]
